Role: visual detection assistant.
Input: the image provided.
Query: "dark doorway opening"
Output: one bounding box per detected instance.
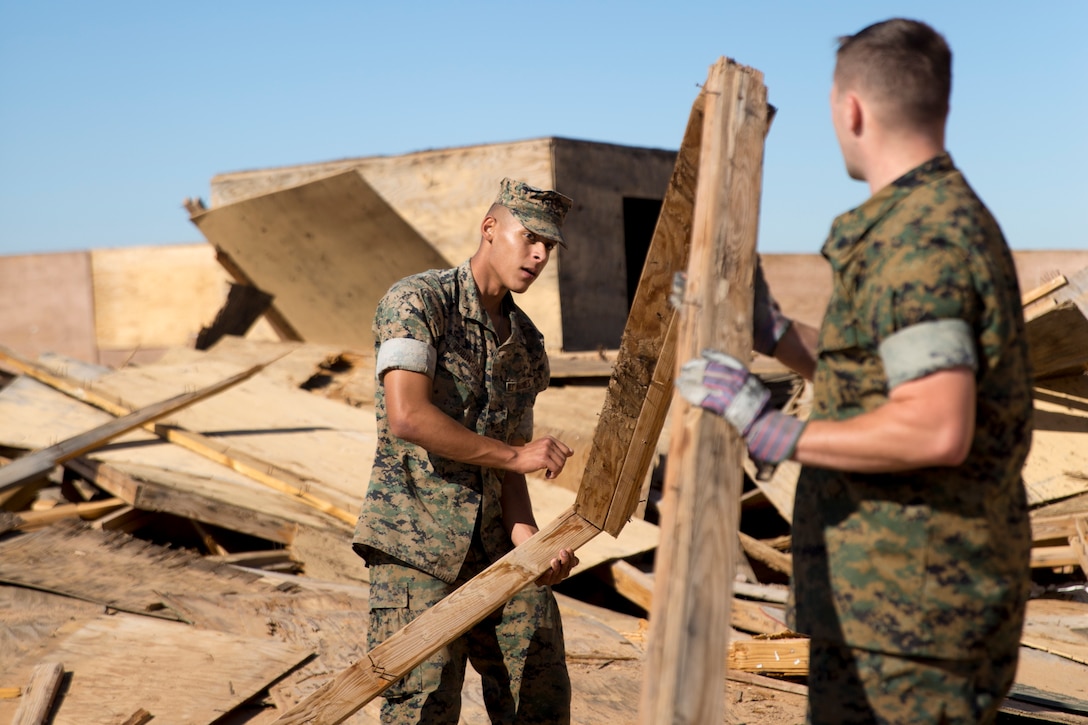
[622,197,664,311]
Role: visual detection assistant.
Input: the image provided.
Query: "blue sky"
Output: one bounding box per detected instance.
[1,1,1085,257]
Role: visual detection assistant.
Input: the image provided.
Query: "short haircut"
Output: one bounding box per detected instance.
[835,18,952,129]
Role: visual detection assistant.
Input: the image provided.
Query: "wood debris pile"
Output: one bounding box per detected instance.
[2,72,1087,725]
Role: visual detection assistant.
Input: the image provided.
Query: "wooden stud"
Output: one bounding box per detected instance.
[639,58,769,725]
[12,662,64,725]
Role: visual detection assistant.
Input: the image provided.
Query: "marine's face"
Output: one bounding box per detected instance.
[485,207,557,294]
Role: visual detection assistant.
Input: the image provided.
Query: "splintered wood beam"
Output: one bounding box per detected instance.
[0,346,355,526]
[0,359,272,495]
[13,497,126,530]
[12,662,64,725]
[271,507,600,724]
[639,58,769,725]
[574,89,705,535]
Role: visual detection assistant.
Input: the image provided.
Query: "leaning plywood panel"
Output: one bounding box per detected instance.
[191,170,450,351]
[0,251,97,362]
[205,140,563,352]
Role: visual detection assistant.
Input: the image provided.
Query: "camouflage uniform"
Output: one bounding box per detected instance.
[353,181,572,724]
[788,154,1034,723]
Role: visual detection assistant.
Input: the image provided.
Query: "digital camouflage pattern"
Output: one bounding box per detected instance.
[353,259,550,582]
[494,177,573,247]
[807,638,1015,724]
[788,153,1034,663]
[367,548,570,725]
[353,258,564,723]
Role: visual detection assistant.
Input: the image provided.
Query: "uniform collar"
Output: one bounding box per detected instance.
[822,152,956,271]
[455,259,523,342]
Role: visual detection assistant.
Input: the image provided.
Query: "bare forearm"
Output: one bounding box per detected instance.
[774,320,819,380]
[792,368,976,473]
[501,472,539,545]
[392,402,517,469]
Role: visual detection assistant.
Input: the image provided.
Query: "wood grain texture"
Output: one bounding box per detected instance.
[192,169,450,351]
[0,360,269,494]
[639,59,768,725]
[271,508,600,724]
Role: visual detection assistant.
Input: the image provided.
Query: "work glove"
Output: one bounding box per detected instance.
[675,349,804,465]
[753,259,792,357]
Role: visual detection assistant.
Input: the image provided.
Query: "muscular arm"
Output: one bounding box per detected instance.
[793,366,976,473]
[384,368,573,478]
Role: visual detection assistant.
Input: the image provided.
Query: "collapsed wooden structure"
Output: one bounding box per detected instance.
[1,58,1088,724]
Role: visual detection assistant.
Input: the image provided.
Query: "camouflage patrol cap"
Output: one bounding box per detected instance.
[495,177,573,247]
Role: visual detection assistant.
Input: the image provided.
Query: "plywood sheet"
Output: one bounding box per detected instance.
[1024,375,1088,507]
[192,169,454,351]
[90,244,234,350]
[206,139,561,350]
[0,251,97,362]
[1,613,310,725]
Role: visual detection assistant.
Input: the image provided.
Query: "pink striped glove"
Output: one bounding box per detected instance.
[675,349,804,464]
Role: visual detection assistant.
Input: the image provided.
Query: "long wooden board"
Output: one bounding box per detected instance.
[639,58,768,725]
[190,169,450,351]
[0,360,269,494]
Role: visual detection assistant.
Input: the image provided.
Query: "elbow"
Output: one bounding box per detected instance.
[388,412,422,444]
[926,424,973,468]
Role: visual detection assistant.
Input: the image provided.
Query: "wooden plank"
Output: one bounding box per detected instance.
[574,78,704,533]
[11,662,64,725]
[1026,301,1088,380]
[727,638,809,677]
[739,531,793,576]
[639,59,768,725]
[0,360,271,495]
[191,169,451,351]
[1023,275,1069,307]
[13,497,125,530]
[271,507,601,724]
[66,458,306,545]
[1073,517,1088,574]
[600,559,654,612]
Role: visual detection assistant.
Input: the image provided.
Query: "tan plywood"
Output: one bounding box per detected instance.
[0,251,97,362]
[205,140,564,352]
[192,170,456,352]
[90,244,234,351]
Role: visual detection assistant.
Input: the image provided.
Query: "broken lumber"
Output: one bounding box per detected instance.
[728,637,809,677]
[0,359,271,495]
[12,662,63,725]
[0,346,356,526]
[271,507,600,724]
[639,58,769,725]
